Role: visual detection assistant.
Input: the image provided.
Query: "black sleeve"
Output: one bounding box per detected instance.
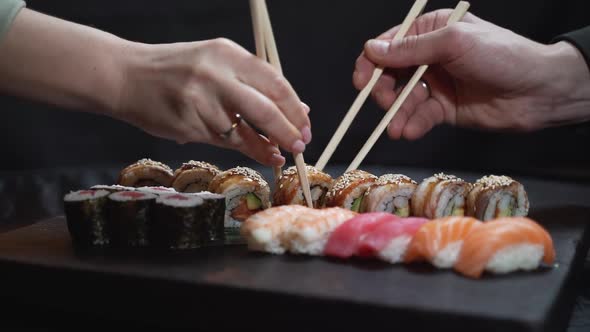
[552,26,590,72]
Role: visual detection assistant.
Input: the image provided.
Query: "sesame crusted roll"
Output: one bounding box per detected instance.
[411,173,472,219]
[209,166,271,244]
[466,175,529,221]
[362,174,418,216]
[273,165,333,208]
[171,160,221,193]
[118,158,174,188]
[324,170,377,212]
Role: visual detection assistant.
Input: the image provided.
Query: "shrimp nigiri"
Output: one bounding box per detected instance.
[284,207,357,255]
[454,217,555,278]
[404,216,482,268]
[324,212,399,259]
[358,217,429,263]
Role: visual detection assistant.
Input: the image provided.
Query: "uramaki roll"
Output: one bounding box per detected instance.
[272,165,333,208]
[362,174,417,216]
[118,158,174,187]
[209,166,270,244]
[171,160,221,193]
[324,170,377,212]
[466,175,529,221]
[411,173,472,218]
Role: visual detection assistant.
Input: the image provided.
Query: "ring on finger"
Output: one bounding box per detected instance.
[219,113,242,140]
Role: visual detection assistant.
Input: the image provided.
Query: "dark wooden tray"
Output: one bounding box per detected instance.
[0,206,589,331]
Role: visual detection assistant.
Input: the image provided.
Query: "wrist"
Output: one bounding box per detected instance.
[540,41,590,126]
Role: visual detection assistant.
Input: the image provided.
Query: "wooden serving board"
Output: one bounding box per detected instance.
[0,206,588,332]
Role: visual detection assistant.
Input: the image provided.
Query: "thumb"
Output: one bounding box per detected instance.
[364,26,467,68]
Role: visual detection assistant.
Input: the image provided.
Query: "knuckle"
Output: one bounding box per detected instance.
[268,76,291,101]
[399,35,420,53]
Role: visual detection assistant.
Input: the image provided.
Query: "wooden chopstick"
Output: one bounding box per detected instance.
[314,0,429,172]
[255,0,314,208]
[249,0,283,182]
[346,1,471,172]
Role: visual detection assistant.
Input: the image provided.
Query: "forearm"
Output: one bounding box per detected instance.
[0,8,135,115]
[541,41,590,127]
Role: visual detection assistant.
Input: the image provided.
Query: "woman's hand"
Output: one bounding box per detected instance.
[353,9,590,140]
[0,8,311,167]
[116,38,311,167]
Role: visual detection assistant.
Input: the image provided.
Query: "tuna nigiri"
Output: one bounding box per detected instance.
[323,212,399,259]
[358,217,429,263]
[241,205,311,254]
[284,207,357,255]
[405,216,482,268]
[454,217,555,278]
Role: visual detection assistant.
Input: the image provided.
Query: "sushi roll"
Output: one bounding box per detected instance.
[455,217,555,278]
[118,158,174,187]
[63,189,110,248]
[284,207,357,255]
[272,165,333,208]
[209,167,271,244]
[324,212,399,259]
[136,186,177,196]
[466,175,529,221]
[241,205,311,254]
[150,193,207,249]
[362,174,417,216]
[325,170,377,212]
[106,191,157,247]
[191,191,226,245]
[358,217,429,263]
[411,173,472,218]
[90,184,136,192]
[404,216,482,268]
[171,160,221,193]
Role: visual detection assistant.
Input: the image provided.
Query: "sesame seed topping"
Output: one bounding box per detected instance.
[223,166,268,187]
[377,174,417,186]
[128,158,173,175]
[432,172,464,183]
[327,170,377,198]
[475,175,515,190]
[178,160,221,174]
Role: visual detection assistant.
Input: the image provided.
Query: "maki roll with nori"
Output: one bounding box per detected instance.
[151,193,207,249]
[172,160,221,193]
[209,167,270,245]
[192,191,226,245]
[90,184,136,192]
[118,158,174,187]
[64,189,110,248]
[466,175,529,221]
[273,165,333,208]
[137,186,177,196]
[362,174,417,216]
[325,170,377,212]
[107,191,157,247]
[411,173,472,218]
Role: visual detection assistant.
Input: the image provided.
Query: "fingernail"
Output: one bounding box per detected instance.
[270,153,285,166]
[291,140,306,153]
[301,126,312,144]
[301,102,310,114]
[367,39,389,56]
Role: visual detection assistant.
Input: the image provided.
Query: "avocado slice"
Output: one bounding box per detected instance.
[394,207,410,217]
[351,196,363,212]
[451,207,465,216]
[246,193,262,210]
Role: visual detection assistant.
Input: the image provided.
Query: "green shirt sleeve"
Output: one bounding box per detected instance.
[0,0,26,42]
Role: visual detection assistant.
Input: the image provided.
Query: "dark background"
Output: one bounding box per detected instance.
[0,0,589,225]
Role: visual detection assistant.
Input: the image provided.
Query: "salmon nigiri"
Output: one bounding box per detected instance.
[241,205,311,254]
[454,217,555,279]
[404,216,482,268]
[358,217,429,262]
[324,212,399,259]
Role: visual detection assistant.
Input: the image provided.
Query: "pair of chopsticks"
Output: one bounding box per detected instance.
[250,0,314,208]
[314,0,471,172]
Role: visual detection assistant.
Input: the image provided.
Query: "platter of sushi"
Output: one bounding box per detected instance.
[63,157,553,278]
